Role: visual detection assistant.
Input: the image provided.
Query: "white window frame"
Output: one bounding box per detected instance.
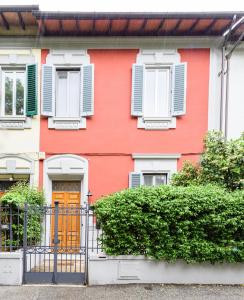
[55,67,81,118]
[45,50,91,130]
[142,172,169,186]
[143,64,172,120]
[0,52,35,130]
[1,69,26,118]
[136,49,180,130]
[48,64,86,129]
[132,153,181,186]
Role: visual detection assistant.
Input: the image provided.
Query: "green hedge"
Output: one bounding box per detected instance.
[94,185,244,263]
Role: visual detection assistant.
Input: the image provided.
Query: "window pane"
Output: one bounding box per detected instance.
[4,73,13,116]
[68,71,80,117]
[143,175,154,186]
[157,69,170,117]
[155,174,167,185]
[144,67,170,118]
[16,72,25,115]
[56,71,68,117]
[144,69,156,117]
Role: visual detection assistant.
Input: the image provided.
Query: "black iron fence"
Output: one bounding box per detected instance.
[1,202,103,284]
[0,203,103,254]
[0,204,23,252]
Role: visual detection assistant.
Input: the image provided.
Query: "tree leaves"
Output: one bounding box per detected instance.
[172,131,244,191]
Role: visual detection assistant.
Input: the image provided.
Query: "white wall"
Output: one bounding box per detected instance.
[0,49,41,186]
[208,48,221,131]
[208,46,244,139]
[228,49,244,139]
[0,252,23,285]
[89,255,244,285]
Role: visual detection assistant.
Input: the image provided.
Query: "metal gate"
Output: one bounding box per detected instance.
[23,201,102,285]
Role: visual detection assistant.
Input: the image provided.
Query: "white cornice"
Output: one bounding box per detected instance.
[0,36,225,49]
[132,153,181,159]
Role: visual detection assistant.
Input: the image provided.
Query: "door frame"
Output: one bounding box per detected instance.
[44,155,89,207]
[43,155,89,249]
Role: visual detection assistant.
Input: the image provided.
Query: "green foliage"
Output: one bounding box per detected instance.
[172,131,244,190]
[1,181,45,207]
[0,182,45,247]
[95,185,244,263]
[170,161,200,187]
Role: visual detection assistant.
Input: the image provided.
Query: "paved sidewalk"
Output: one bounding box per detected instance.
[0,284,243,300]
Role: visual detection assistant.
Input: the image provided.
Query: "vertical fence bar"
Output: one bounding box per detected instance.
[0,204,2,252]
[53,201,59,284]
[9,205,13,252]
[84,202,90,285]
[22,203,28,284]
[17,206,20,249]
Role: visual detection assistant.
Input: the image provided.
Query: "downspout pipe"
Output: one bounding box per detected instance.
[219,15,237,132]
[220,46,225,132]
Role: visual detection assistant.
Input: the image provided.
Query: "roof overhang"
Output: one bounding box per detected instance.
[0,6,244,39]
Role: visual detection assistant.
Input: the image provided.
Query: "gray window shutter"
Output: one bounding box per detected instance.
[172,63,187,116]
[129,172,143,188]
[81,64,94,117]
[131,64,144,116]
[42,64,54,116]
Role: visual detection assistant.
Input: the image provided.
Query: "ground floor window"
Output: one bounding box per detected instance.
[0,175,30,196]
[143,173,168,186]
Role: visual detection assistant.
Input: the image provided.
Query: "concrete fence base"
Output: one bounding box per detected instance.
[0,251,23,285]
[88,255,244,285]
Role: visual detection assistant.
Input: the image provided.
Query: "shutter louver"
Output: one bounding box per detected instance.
[0,67,2,107]
[129,172,143,188]
[81,64,94,117]
[26,64,37,116]
[172,63,187,116]
[131,64,144,116]
[42,64,54,116]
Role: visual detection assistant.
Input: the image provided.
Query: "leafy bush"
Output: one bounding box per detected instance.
[94,185,244,263]
[0,182,45,248]
[172,131,244,190]
[1,182,45,207]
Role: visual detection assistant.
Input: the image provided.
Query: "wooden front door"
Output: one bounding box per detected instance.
[51,191,81,252]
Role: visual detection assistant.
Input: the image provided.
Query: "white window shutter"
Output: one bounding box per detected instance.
[129,172,143,188]
[41,64,54,116]
[172,62,187,116]
[131,64,144,116]
[81,64,94,117]
[0,66,2,107]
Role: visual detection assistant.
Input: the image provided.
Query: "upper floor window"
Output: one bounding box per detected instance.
[2,69,25,117]
[41,63,94,130]
[55,68,80,118]
[144,66,171,118]
[131,49,187,130]
[131,63,186,119]
[0,64,37,119]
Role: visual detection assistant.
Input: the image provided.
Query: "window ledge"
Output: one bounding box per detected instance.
[137,117,176,130]
[0,117,31,130]
[48,117,86,130]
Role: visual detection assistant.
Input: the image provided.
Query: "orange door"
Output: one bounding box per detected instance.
[51,192,81,252]
[0,192,4,198]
